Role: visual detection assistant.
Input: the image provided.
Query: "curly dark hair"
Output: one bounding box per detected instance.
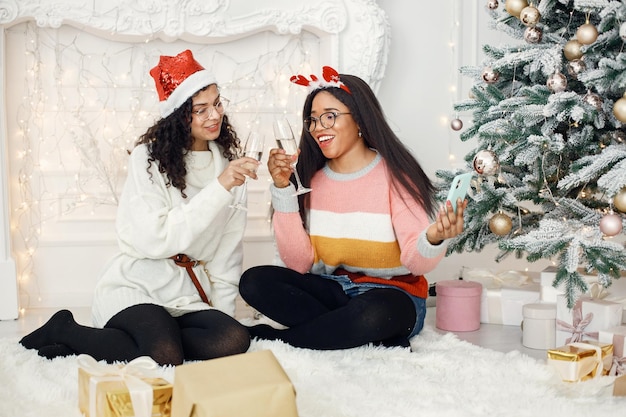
[135,85,240,198]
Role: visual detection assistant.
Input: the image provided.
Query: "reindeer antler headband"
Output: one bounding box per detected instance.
[290,66,351,94]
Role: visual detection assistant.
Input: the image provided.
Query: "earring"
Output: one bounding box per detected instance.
[358,130,362,138]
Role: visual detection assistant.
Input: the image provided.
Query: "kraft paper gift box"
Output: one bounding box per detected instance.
[171,350,298,417]
[547,341,613,382]
[555,295,622,347]
[463,269,540,326]
[77,354,173,417]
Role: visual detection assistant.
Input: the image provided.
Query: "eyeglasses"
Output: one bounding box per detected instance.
[303,111,351,132]
[192,97,230,121]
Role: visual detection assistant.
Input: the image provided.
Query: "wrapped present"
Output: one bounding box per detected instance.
[541,266,626,322]
[463,269,540,326]
[555,295,622,346]
[614,374,626,396]
[78,354,172,417]
[435,280,482,332]
[547,341,613,382]
[599,326,626,376]
[171,350,298,417]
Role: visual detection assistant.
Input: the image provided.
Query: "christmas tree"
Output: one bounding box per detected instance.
[438,0,626,307]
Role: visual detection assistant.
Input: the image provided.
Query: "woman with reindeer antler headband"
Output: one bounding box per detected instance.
[239,67,467,350]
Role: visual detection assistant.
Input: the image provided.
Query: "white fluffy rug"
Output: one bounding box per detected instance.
[1,325,624,417]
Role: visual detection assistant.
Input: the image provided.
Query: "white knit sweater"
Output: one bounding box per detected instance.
[91,141,246,327]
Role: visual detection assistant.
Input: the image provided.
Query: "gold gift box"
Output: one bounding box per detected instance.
[78,367,172,417]
[547,341,613,382]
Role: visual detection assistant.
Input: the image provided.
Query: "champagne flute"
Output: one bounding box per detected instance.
[273,118,312,196]
[230,131,265,211]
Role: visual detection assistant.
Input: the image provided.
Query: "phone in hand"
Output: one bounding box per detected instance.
[446,172,472,213]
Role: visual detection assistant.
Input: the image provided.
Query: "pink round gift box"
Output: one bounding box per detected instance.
[435,280,482,332]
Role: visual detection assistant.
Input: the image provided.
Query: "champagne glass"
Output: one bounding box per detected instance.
[230,131,265,211]
[273,118,312,196]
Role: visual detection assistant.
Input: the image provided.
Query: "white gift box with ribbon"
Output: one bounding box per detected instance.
[463,269,541,326]
[556,295,623,347]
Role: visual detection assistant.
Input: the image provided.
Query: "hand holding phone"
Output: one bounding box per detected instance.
[446,172,472,213]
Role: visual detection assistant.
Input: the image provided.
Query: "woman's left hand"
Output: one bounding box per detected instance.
[425,198,468,245]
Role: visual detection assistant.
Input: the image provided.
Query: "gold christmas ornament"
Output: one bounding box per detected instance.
[576,22,598,45]
[489,212,513,236]
[613,187,626,213]
[546,72,567,93]
[505,0,529,17]
[600,212,623,237]
[520,5,541,27]
[472,149,500,176]
[524,26,543,44]
[613,92,626,123]
[564,39,584,61]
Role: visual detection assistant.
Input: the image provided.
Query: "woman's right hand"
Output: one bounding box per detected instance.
[267,148,297,188]
[218,157,260,191]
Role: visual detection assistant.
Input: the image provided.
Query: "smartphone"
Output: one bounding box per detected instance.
[446,172,472,213]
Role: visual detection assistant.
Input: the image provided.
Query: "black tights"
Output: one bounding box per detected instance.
[19,304,250,365]
[239,265,417,350]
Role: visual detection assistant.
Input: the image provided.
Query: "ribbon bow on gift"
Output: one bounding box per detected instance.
[462,269,531,289]
[77,354,167,417]
[610,356,626,377]
[556,299,599,343]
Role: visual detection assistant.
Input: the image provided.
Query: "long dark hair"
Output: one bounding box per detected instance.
[135,85,240,198]
[296,74,436,223]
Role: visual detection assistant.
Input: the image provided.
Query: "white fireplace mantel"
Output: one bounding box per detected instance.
[0,0,390,318]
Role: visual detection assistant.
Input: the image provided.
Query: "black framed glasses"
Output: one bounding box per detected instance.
[192,97,230,121]
[304,111,351,132]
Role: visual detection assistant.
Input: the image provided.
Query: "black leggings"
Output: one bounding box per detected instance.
[239,265,417,350]
[19,304,250,365]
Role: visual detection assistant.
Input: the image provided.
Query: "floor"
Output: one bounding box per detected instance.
[0,305,548,361]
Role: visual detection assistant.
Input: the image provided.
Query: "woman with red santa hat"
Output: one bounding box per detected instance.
[20,50,256,365]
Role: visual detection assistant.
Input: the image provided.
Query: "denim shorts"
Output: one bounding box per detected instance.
[320,273,426,339]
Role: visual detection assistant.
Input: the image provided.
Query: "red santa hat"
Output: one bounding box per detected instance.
[149,49,217,118]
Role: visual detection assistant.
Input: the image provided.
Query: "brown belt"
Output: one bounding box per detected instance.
[169,254,212,305]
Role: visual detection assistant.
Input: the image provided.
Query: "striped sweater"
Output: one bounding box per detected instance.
[271,153,446,299]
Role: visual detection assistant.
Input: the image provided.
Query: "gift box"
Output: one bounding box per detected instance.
[555,295,622,346]
[171,350,298,417]
[547,341,613,382]
[78,354,173,417]
[598,325,626,358]
[614,374,626,396]
[522,302,557,350]
[435,279,482,332]
[542,266,626,323]
[463,269,541,326]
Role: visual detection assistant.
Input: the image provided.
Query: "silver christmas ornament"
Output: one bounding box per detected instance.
[583,91,603,110]
[524,26,543,44]
[600,212,623,237]
[481,67,500,84]
[486,0,498,10]
[547,72,567,93]
[473,149,500,176]
[566,59,586,79]
[450,118,463,131]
